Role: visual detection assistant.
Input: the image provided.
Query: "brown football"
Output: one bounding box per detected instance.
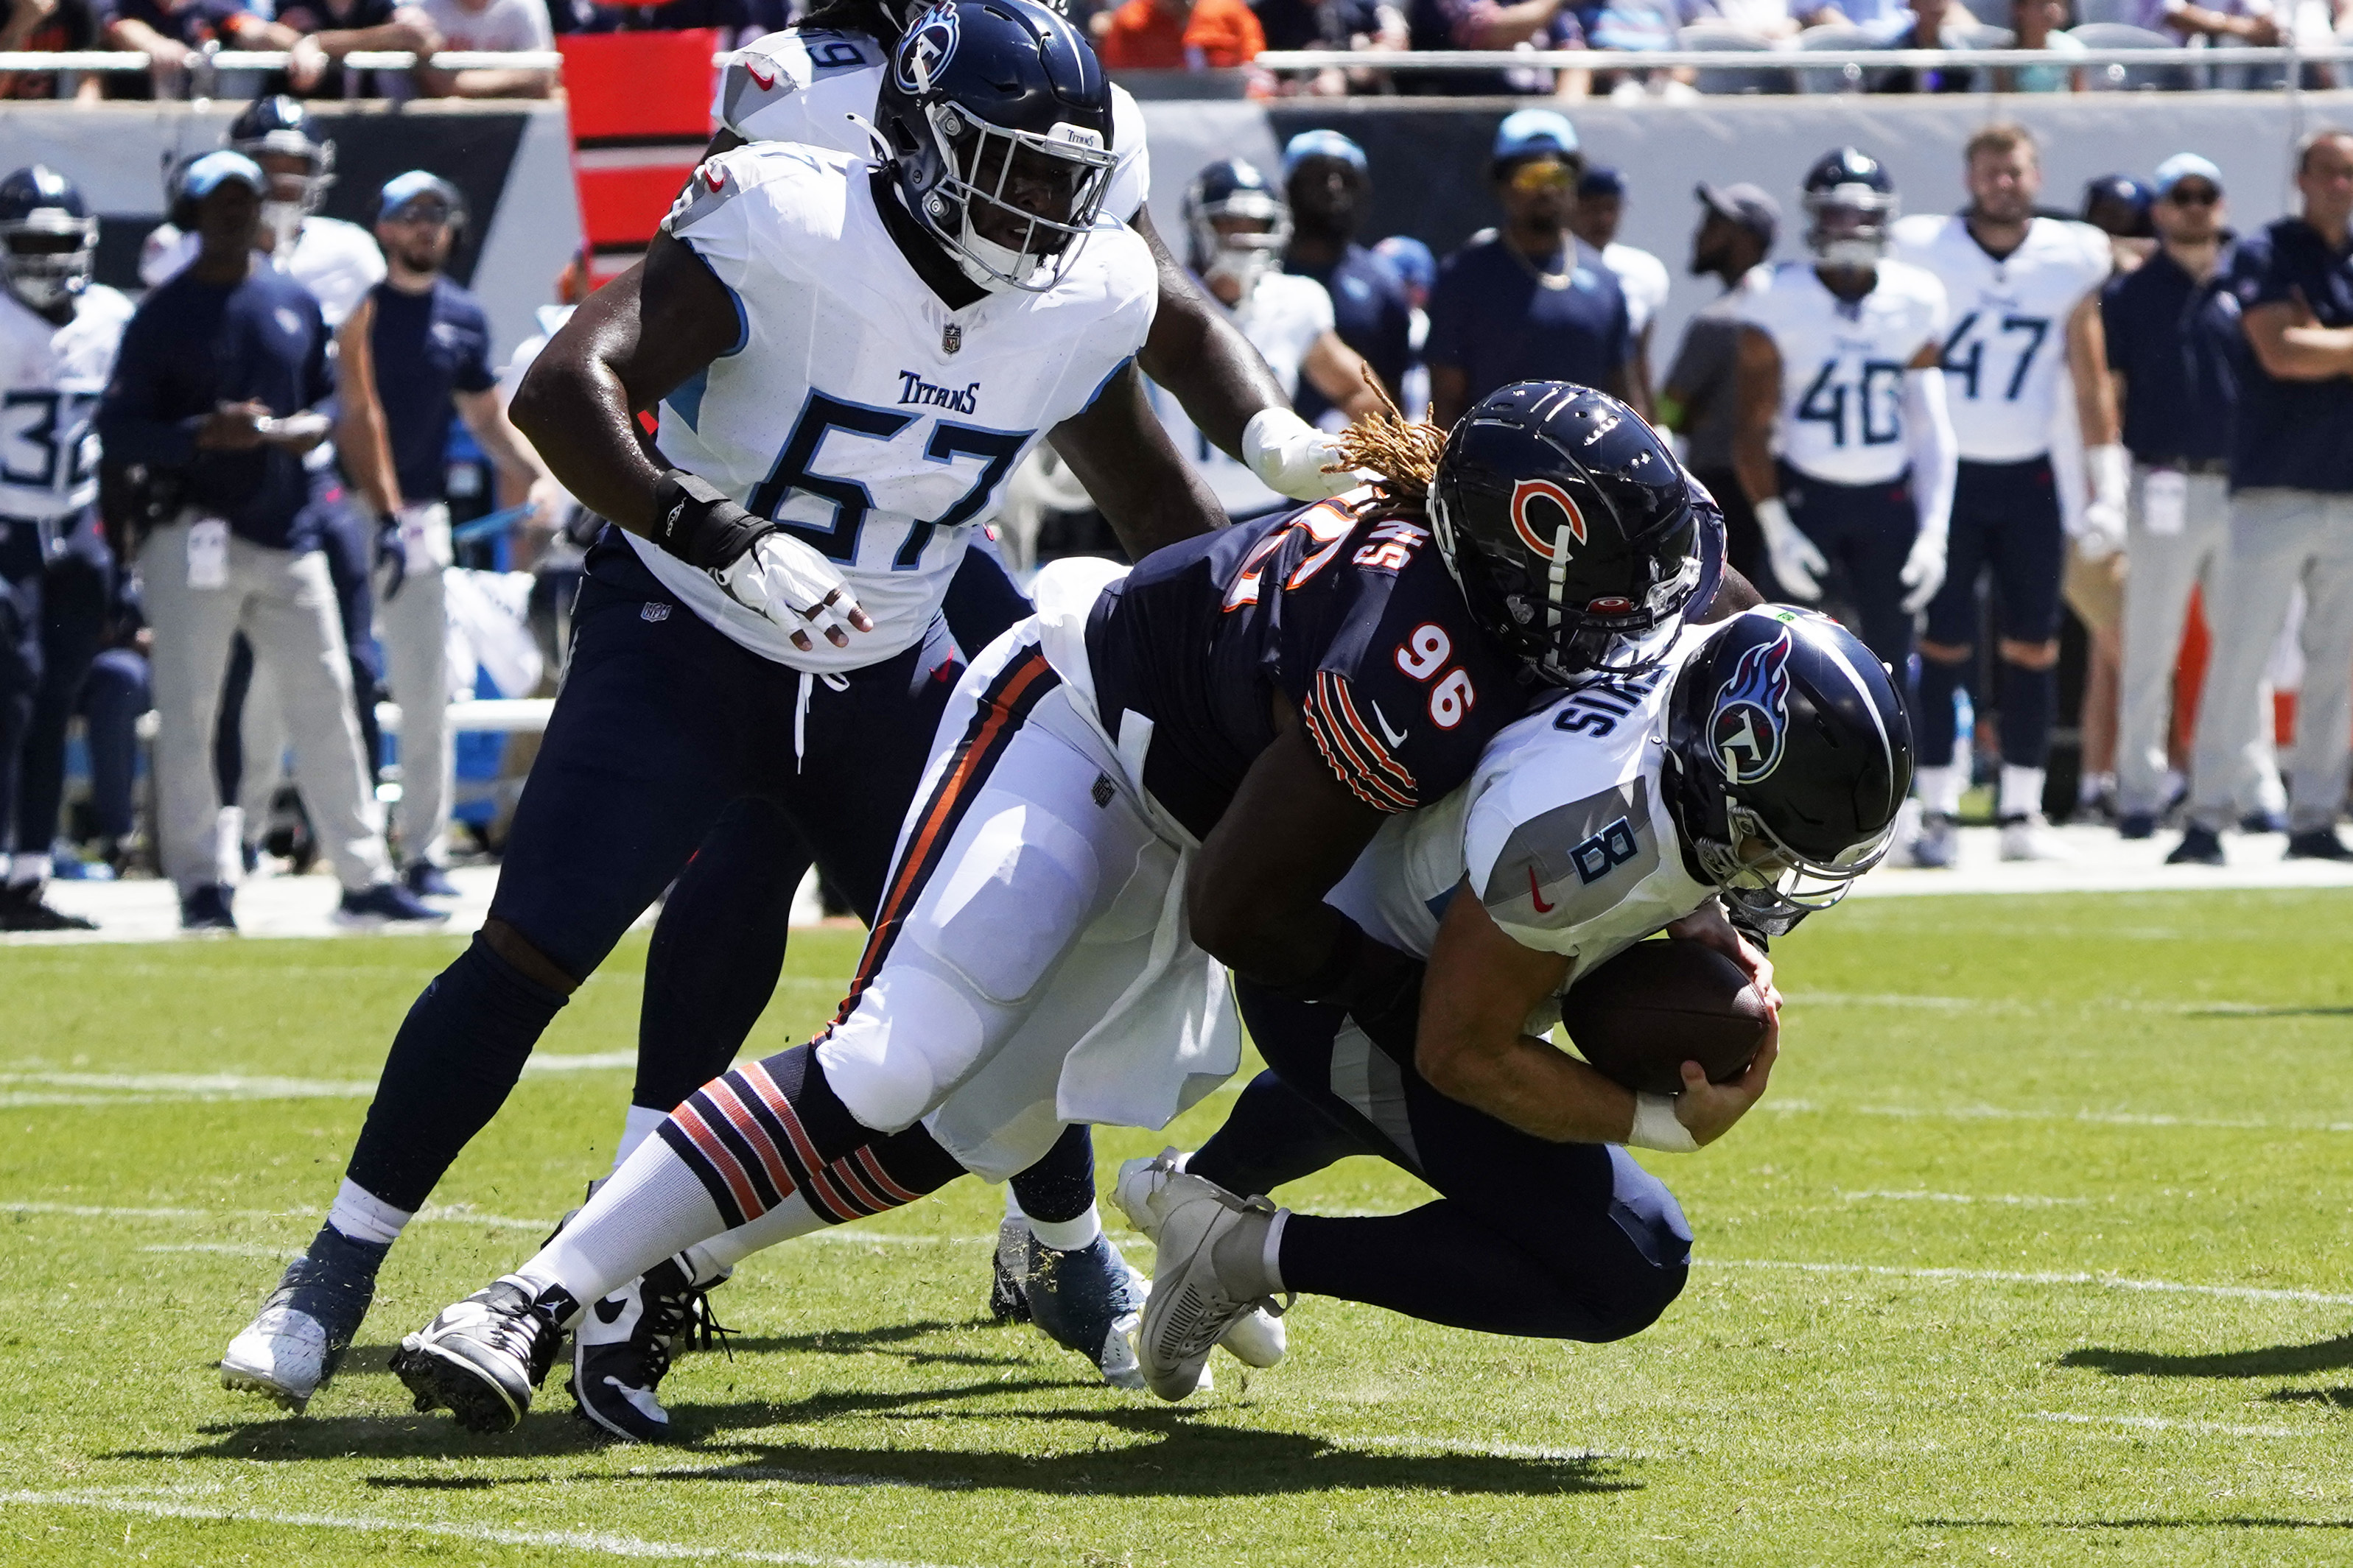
[1561,938,1771,1096]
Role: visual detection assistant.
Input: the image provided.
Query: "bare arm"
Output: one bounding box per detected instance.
[1048,360,1228,561]
[507,236,737,537]
[2066,290,2120,447]
[1625,323,1656,424]
[1730,324,1783,509]
[1465,0,1568,48]
[333,295,401,518]
[2244,298,2353,382]
[1132,206,1291,463]
[1429,364,1470,431]
[1300,330,1384,419]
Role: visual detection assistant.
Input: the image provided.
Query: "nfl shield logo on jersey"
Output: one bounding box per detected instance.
[1709,629,1792,784]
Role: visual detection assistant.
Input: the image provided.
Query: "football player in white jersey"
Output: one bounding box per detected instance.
[711,0,1357,507]
[0,166,130,932]
[1115,608,1910,1393]
[141,96,386,327]
[1891,122,2127,865]
[1150,158,1383,519]
[221,0,1230,1424]
[1733,148,1956,678]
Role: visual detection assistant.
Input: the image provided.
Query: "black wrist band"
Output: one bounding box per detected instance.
[651,468,773,571]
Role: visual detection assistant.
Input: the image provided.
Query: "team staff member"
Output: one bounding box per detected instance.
[1570,166,1670,408]
[1278,131,1414,423]
[93,152,442,934]
[2175,128,2353,865]
[2101,154,2285,843]
[335,172,563,896]
[1660,182,1778,592]
[1893,123,2125,865]
[1426,111,1644,427]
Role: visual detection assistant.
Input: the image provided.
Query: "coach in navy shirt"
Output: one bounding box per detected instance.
[96,152,432,931]
[337,171,561,895]
[2175,128,2353,864]
[1280,131,1414,422]
[1425,110,1636,428]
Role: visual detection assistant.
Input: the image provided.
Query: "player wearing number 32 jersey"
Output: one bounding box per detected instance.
[391,381,1746,1432]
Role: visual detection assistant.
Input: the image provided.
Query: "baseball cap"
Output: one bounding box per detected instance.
[2152,153,2223,197]
[1493,109,1579,166]
[378,170,464,222]
[1281,129,1367,183]
[1695,180,1781,247]
[181,151,267,200]
[1579,166,1628,201]
[1372,233,1435,295]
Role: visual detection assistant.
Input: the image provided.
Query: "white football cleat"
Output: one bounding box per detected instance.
[1115,1150,1286,1369]
[1904,811,1960,869]
[1999,812,2074,862]
[1133,1167,1287,1402]
[220,1304,332,1412]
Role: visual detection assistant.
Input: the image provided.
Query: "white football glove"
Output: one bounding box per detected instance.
[1244,407,1360,502]
[1899,526,1947,615]
[1754,497,1827,602]
[712,531,868,651]
[2075,443,2130,562]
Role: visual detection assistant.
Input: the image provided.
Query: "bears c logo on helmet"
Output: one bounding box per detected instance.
[896,2,961,92]
[1509,477,1587,561]
[1709,628,1793,785]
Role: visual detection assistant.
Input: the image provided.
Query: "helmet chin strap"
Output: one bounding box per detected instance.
[842,110,894,169]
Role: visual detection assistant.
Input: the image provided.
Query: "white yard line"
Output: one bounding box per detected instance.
[1702,1257,2353,1307]
[1764,1100,2353,1133]
[0,1488,973,1567]
[1342,1435,1620,1462]
[1838,1190,2092,1207]
[2030,1411,2301,1438]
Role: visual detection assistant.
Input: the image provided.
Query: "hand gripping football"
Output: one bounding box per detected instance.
[1562,938,1770,1096]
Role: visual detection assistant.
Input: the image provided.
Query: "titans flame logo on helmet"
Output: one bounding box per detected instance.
[1709,628,1794,786]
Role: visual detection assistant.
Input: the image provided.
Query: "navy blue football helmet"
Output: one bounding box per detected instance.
[1801,147,1897,270]
[1182,158,1289,299]
[875,0,1118,294]
[1663,607,1913,933]
[231,94,336,214]
[0,166,97,314]
[1428,381,1716,683]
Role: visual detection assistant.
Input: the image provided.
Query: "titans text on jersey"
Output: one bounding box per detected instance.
[646,142,1157,672]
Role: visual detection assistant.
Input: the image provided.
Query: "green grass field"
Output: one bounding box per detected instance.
[2,887,2350,1566]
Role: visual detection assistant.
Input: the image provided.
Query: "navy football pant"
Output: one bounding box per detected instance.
[1778,463,1919,677]
[0,519,41,868]
[1919,457,2066,770]
[1189,982,1691,1341]
[13,517,113,859]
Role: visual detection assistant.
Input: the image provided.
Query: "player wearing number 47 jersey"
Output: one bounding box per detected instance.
[390,382,1751,1434]
[1891,122,2125,865]
[1733,148,1956,680]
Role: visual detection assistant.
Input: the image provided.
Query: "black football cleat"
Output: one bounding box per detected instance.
[1023,1232,1147,1390]
[2285,828,2353,862]
[567,1255,732,1444]
[2166,825,2226,866]
[221,1224,389,1411]
[988,1215,1031,1323]
[393,1279,570,1432]
[0,882,96,931]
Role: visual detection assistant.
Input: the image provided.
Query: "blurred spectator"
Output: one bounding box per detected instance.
[1997,0,2083,91]
[2175,127,2353,863]
[2114,0,2282,43]
[1098,0,1266,68]
[1570,166,1668,399]
[410,0,555,96]
[1426,110,1641,425]
[2082,174,2155,273]
[1280,132,1414,420]
[1403,0,1589,97]
[1255,0,1405,96]
[1686,0,1802,40]
[1372,233,1434,413]
[2103,153,2284,838]
[1660,181,1778,591]
[1873,0,1976,91]
[1,0,105,101]
[100,0,289,96]
[547,0,768,37]
[1581,0,1699,98]
[275,0,443,98]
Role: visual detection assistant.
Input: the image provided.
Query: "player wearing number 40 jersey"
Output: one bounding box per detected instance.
[390,381,1752,1435]
[1733,148,1955,681]
[1890,122,2124,866]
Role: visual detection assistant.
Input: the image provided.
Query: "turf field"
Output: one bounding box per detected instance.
[2,887,2349,1567]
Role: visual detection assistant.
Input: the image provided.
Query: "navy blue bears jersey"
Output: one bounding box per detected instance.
[1085,494,1537,840]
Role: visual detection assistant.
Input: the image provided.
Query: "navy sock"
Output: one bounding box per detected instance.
[1007,1122,1096,1224]
[343,935,569,1213]
[1189,1070,1370,1198]
[1996,658,2056,769]
[1915,653,1965,769]
[273,1222,393,1353]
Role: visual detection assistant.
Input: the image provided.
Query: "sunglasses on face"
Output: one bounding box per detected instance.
[1507,160,1576,194]
[2166,186,2220,207]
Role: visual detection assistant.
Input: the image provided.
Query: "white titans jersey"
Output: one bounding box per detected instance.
[1330,621,1716,988]
[1738,259,1946,488]
[1602,241,1670,337]
[646,144,1156,672]
[140,216,386,328]
[0,285,132,523]
[715,28,1151,225]
[1147,271,1331,516]
[1890,214,2108,463]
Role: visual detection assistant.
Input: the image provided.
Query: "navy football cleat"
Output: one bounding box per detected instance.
[221,1225,389,1411]
[988,1214,1032,1323]
[568,1256,732,1444]
[401,861,460,899]
[180,882,237,932]
[393,1279,569,1432]
[334,881,450,928]
[1023,1232,1148,1391]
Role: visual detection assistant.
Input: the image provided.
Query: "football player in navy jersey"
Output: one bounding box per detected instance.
[390,380,1758,1435]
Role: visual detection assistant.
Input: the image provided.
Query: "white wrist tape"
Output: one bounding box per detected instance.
[1627,1092,1700,1153]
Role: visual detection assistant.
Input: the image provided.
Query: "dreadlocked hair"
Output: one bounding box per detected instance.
[1333,370,1446,524]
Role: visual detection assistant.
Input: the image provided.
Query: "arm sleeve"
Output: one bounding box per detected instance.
[1904,366,1957,540]
[94,309,202,468]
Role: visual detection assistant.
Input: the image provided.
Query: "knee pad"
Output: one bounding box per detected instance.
[912,795,1101,1006]
[818,965,987,1133]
